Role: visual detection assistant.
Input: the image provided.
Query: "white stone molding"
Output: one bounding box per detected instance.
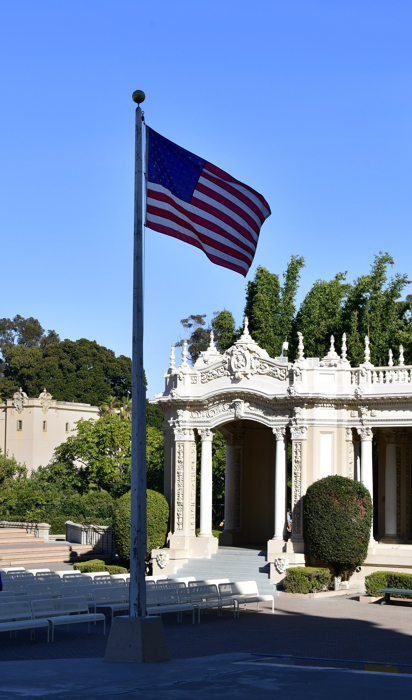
[156,552,169,569]
[348,440,354,480]
[273,426,286,441]
[396,445,402,536]
[357,427,373,441]
[320,336,340,367]
[292,441,302,534]
[198,428,214,441]
[176,442,184,531]
[173,427,195,442]
[345,427,353,441]
[190,442,196,533]
[274,557,289,574]
[297,332,305,361]
[12,387,28,413]
[38,388,52,413]
[290,426,307,441]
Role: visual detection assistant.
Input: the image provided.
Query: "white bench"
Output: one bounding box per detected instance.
[379,588,412,604]
[146,588,196,623]
[188,584,237,621]
[92,587,130,621]
[31,596,106,642]
[219,581,275,615]
[0,601,50,642]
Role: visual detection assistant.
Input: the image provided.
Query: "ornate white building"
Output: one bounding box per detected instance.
[152,320,412,579]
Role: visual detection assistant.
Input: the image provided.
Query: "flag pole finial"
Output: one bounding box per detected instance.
[132,90,146,104]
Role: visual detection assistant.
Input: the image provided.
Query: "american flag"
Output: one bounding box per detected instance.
[145,127,271,276]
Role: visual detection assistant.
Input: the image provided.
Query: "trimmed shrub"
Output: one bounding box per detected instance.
[304,475,372,577]
[73,559,107,573]
[105,565,128,575]
[283,567,332,594]
[365,571,412,597]
[112,489,169,563]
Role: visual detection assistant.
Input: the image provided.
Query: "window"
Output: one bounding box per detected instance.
[42,421,47,432]
[65,422,70,432]
[17,420,23,431]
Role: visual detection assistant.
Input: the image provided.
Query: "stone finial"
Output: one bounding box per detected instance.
[388,349,393,367]
[181,339,189,367]
[399,345,405,367]
[330,335,336,354]
[364,336,370,364]
[297,332,305,361]
[238,316,253,343]
[207,330,220,358]
[169,344,175,370]
[341,333,347,361]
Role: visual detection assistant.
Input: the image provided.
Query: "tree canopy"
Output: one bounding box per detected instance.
[0,316,132,404]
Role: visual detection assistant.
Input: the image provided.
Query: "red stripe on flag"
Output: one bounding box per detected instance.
[201,169,267,224]
[147,189,257,254]
[204,162,271,214]
[146,202,254,266]
[145,219,249,276]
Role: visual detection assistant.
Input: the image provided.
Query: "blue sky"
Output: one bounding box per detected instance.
[1,1,411,395]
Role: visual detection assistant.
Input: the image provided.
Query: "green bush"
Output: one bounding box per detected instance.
[304,475,372,577]
[365,571,412,597]
[112,489,169,563]
[106,565,128,575]
[283,567,332,594]
[73,559,107,573]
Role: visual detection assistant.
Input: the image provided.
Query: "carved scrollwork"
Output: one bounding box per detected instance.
[290,426,307,440]
[12,388,28,414]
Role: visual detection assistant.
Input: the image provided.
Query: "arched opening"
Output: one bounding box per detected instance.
[218,419,279,547]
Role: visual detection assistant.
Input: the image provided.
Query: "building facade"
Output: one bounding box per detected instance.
[0,389,99,473]
[152,320,412,579]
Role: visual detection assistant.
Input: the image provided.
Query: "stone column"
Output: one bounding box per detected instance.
[357,427,374,542]
[273,427,286,540]
[168,427,197,549]
[385,433,397,538]
[224,437,236,532]
[198,429,214,537]
[290,426,307,552]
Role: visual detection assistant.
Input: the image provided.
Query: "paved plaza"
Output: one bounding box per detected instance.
[0,596,412,697]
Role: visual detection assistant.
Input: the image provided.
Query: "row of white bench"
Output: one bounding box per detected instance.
[0,597,106,642]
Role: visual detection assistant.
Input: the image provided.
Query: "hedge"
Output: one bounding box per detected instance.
[112,489,169,563]
[365,571,412,597]
[283,567,332,594]
[304,475,372,576]
[73,559,128,574]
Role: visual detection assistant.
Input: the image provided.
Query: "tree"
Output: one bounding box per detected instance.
[279,255,305,351]
[293,273,350,359]
[304,475,372,578]
[211,310,237,353]
[52,415,132,497]
[244,266,281,356]
[176,314,209,363]
[0,315,59,352]
[341,252,410,366]
[0,450,27,489]
[146,427,165,493]
[0,338,132,404]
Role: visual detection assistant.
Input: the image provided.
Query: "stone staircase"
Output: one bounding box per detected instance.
[175,546,278,595]
[0,528,110,568]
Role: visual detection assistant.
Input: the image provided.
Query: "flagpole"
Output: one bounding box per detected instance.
[129,89,146,618]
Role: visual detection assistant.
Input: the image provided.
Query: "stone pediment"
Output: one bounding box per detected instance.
[198,318,287,384]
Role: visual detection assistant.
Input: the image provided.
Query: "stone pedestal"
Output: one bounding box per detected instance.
[105,616,170,663]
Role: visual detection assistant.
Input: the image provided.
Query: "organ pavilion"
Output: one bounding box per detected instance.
[151,319,412,580]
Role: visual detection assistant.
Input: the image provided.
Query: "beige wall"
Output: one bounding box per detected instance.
[0,397,99,474]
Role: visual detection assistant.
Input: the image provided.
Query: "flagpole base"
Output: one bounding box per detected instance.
[105,615,170,663]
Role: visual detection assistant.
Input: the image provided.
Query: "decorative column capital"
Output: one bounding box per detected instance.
[198,428,214,441]
[273,426,286,441]
[357,427,373,441]
[173,427,195,441]
[290,426,307,441]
